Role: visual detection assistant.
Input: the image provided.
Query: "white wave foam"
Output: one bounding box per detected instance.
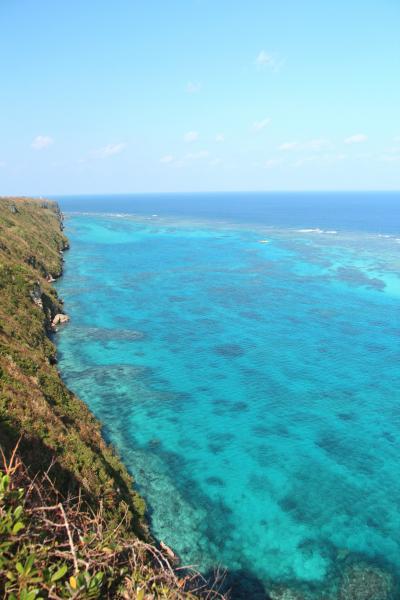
[297,228,337,234]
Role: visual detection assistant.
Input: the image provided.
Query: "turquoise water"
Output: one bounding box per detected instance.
[55,200,400,597]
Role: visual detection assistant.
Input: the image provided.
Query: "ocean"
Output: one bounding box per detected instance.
[55,192,400,598]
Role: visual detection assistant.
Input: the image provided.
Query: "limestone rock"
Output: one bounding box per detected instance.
[29,282,43,308]
[52,313,70,326]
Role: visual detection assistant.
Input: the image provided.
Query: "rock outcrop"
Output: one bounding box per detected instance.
[29,281,43,308]
[52,313,70,326]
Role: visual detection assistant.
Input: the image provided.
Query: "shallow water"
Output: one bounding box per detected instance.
[55,196,400,597]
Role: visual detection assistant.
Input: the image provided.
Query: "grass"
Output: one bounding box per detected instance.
[0,197,145,531]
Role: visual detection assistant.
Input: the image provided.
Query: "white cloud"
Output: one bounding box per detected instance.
[279,138,330,152]
[31,135,54,150]
[279,141,299,151]
[209,158,222,166]
[185,150,209,160]
[94,143,127,158]
[184,131,199,142]
[215,133,225,143]
[162,149,209,168]
[255,50,282,71]
[169,159,184,169]
[294,153,346,167]
[160,155,174,164]
[252,118,271,132]
[255,50,274,67]
[186,81,201,94]
[322,153,347,162]
[306,138,330,151]
[265,158,284,169]
[344,134,368,144]
[294,156,317,167]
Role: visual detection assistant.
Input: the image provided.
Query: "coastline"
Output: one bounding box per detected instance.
[0,197,147,532]
[0,197,221,599]
[54,205,399,600]
[2,197,397,599]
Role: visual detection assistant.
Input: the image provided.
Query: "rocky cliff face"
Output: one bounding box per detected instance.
[0,198,219,600]
[0,197,146,530]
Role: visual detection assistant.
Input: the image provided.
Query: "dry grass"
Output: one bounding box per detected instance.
[0,442,227,599]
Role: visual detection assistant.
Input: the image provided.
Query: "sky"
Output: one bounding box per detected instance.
[0,0,399,194]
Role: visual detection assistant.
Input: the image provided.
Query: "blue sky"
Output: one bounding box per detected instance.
[0,0,399,194]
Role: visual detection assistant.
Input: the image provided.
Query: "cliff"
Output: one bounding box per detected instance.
[0,198,221,599]
[0,197,145,527]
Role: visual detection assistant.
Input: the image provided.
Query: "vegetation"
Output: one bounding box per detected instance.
[0,198,225,599]
[0,444,223,599]
[0,197,145,530]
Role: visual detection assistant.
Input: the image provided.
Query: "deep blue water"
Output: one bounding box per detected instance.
[56,191,400,234]
[55,192,400,598]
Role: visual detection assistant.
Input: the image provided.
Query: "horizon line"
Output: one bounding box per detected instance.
[37,189,400,198]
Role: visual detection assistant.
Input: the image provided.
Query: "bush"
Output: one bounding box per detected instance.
[0,450,225,599]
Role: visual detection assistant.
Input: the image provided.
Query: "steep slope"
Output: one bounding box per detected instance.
[0,197,145,529]
[0,197,222,599]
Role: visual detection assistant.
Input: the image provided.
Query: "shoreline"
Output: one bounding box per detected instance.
[0,197,147,532]
[1,197,395,598]
[54,206,399,600]
[1,197,222,598]
[0,197,231,600]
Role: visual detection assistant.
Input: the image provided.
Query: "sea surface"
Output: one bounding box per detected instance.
[55,192,400,598]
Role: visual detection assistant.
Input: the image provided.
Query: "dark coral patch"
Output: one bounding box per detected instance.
[335,266,386,291]
[337,412,354,421]
[214,344,245,358]
[208,442,225,454]
[205,476,225,487]
[232,401,249,412]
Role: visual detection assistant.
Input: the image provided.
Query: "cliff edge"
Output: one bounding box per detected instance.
[0,198,221,599]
